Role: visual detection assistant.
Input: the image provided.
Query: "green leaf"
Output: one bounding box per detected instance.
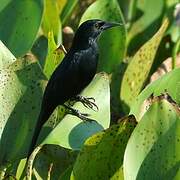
[0,41,16,69]
[61,0,78,25]
[71,115,137,180]
[41,0,62,43]
[57,0,67,15]
[117,0,137,23]
[130,68,180,122]
[0,0,44,57]
[41,73,110,150]
[120,19,169,109]
[31,35,48,69]
[80,0,126,73]
[124,95,180,180]
[16,158,26,179]
[60,166,73,180]
[110,63,127,119]
[0,55,46,167]
[127,0,165,55]
[165,0,179,42]
[32,146,77,180]
[0,0,11,12]
[44,31,65,79]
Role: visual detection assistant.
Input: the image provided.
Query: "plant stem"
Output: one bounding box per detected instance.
[26,145,43,180]
[47,163,53,180]
[172,37,180,69]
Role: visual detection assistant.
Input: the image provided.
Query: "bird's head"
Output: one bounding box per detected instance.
[71,19,121,50]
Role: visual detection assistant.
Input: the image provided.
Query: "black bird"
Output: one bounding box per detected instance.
[28,19,120,157]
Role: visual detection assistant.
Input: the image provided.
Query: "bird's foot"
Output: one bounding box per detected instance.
[75,95,99,111]
[63,105,96,122]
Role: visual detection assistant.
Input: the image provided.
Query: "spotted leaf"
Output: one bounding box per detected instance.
[124,94,180,180]
[120,19,169,109]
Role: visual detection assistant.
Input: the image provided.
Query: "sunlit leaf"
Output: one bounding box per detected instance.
[130,68,180,121]
[124,95,180,180]
[42,0,62,43]
[72,115,136,180]
[0,41,16,69]
[0,54,46,167]
[44,31,65,79]
[16,158,26,179]
[120,19,169,109]
[57,0,67,15]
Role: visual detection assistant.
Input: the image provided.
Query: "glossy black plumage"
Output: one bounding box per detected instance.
[28,19,120,157]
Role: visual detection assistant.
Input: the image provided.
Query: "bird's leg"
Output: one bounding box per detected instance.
[72,95,99,111]
[63,104,96,122]
[67,99,74,107]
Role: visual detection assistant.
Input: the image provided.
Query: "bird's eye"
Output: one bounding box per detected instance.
[94,23,100,29]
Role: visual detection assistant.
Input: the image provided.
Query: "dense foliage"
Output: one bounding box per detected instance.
[0,0,179,179]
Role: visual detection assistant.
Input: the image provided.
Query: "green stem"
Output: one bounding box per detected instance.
[128,0,138,22]
[172,37,180,69]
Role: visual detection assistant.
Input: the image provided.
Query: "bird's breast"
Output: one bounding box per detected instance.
[80,48,98,76]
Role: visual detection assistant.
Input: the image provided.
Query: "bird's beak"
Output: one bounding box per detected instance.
[102,22,122,30]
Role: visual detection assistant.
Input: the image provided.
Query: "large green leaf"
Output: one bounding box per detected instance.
[0,55,46,168]
[124,95,180,180]
[0,41,16,69]
[80,0,126,73]
[71,115,136,180]
[20,147,76,179]
[127,0,164,55]
[32,146,77,180]
[41,0,62,43]
[130,68,180,122]
[40,73,110,150]
[0,0,44,57]
[120,19,169,109]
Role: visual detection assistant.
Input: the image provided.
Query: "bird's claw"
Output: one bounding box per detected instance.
[76,95,99,111]
[80,114,96,123]
[81,112,90,117]
[86,97,95,102]
[63,104,96,122]
[74,108,96,122]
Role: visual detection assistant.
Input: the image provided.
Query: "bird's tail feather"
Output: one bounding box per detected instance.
[27,106,54,158]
